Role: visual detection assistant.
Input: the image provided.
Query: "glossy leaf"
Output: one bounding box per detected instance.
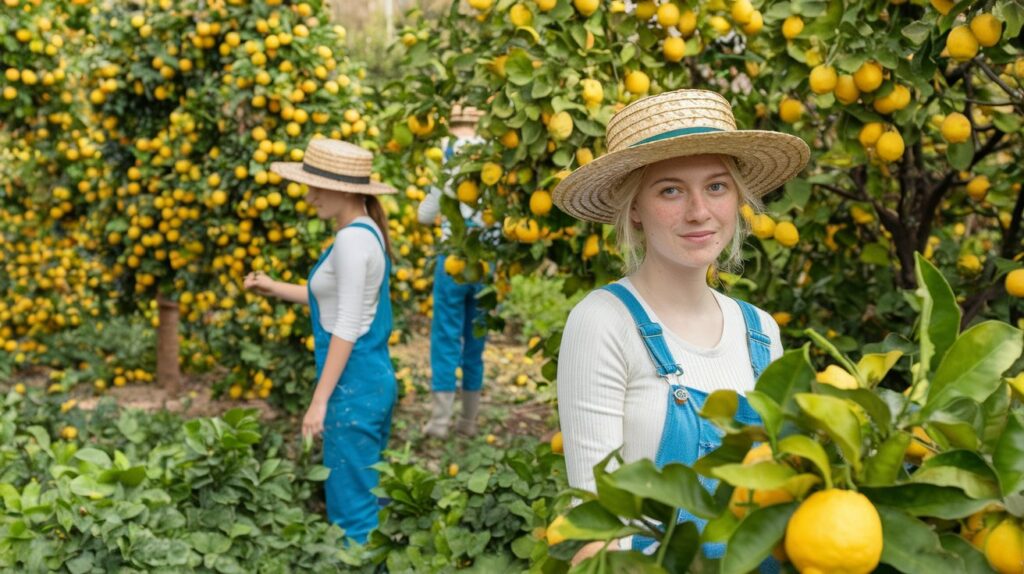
[712,461,796,490]
[777,435,832,490]
[719,503,797,574]
[795,393,863,473]
[877,505,967,574]
[912,450,1000,500]
[862,431,911,487]
[914,253,961,374]
[605,460,721,520]
[754,346,815,413]
[861,484,994,519]
[745,391,783,443]
[928,321,1023,412]
[993,410,1024,496]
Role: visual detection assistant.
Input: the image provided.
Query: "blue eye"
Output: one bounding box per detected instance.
[708,182,728,193]
[661,186,682,196]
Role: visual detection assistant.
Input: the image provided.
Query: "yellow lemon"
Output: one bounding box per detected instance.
[876,131,905,162]
[941,112,971,143]
[958,253,983,274]
[809,65,838,94]
[516,219,541,243]
[448,463,459,476]
[853,61,883,92]
[985,519,1024,574]
[741,10,763,34]
[782,15,803,39]
[500,129,520,149]
[773,221,799,247]
[946,26,979,62]
[731,0,754,24]
[966,175,990,201]
[536,0,556,11]
[635,0,656,20]
[772,311,792,327]
[444,255,466,276]
[785,490,883,574]
[1006,269,1024,298]
[573,0,599,17]
[530,190,553,216]
[930,0,955,14]
[510,3,533,26]
[581,78,604,106]
[677,10,697,37]
[547,515,569,545]
[625,70,650,95]
[751,214,776,239]
[481,162,503,186]
[663,36,686,62]
[576,147,594,165]
[816,365,858,389]
[778,97,803,123]
[859,122,884,148]
[551,431,564,454]
[834,75,860,104]
[457,180,480,203]
[656,2,680,27]
[970,14,1002,47]
[547,111,574,141]
[905,426,934,460]
[582,234,600,259]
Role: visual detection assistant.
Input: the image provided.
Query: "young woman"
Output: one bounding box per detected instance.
[244,138,397,545]
[551,89,809,561]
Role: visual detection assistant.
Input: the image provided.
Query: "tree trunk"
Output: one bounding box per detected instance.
[156,294,181,394]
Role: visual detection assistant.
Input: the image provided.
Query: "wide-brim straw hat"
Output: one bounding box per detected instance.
[270,138,395,195]
[450,103,484,126]
[552,89,810,224]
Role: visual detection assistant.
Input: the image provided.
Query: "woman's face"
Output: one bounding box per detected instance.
[630,154,739,272]
[304,186,349,220]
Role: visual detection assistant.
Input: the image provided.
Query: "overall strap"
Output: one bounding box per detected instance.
[346,222,387,258]
[601,284,682,379]
[735,299,772,380]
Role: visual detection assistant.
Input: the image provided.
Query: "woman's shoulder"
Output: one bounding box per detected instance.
[566,284,635,332]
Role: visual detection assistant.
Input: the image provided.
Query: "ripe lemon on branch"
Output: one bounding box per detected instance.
[785,490,883,574]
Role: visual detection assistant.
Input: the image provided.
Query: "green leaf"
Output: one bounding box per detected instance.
[877,506,967,574]
[70,475,116,499]
[605,460,721,519]
[947,141,974,171]
[915,254,962,375]
[777,435,832,490]
[467,469,490,494]
[595,452,644,519]
[720,503,797,574]
[812,384,893,434]
[75,448,112,468]
[861,484,994,519]
[939,533,997,574]
[661,521,700,573]
[560,500,638,541]
[928,321,1023,411]
[746,391,783,442]
[912,450,1001,500]
[505,49,534,86]
[305,465,330,482]
[993,410,1024,496]
[712,461,796,490]
[862,431,912,486]
[901,21,932,44]
[700,390,738,426]
[795,394,863,473]
[857,351,903,387]
[754,346,815,412]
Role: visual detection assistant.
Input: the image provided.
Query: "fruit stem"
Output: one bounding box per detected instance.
[655,510,678,566]
[803,329,866,388]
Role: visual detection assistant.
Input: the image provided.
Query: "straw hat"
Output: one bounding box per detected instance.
[552,89,810,224]
[270,139,395,195]
[450,103,484,126]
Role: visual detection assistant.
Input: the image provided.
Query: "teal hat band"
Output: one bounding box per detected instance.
[628,126,724,148]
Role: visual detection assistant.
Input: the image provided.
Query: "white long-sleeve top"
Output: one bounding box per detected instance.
[308,216,386,343]
[417,135,485,233]
[557,278,783,494]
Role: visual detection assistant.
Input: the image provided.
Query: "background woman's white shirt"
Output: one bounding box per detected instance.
[308,215,386,343]
[556,277,783,493]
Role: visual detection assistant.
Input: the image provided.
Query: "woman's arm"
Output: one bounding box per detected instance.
[244,271,309,305]
[302,335,354,437]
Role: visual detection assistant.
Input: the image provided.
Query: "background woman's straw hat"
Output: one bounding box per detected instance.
[270,139,395,195]
[450,103,484,126]
[552,89,810,224]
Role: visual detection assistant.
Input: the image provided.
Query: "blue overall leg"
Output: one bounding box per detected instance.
[460,282,486,392]
[431,255,468,392]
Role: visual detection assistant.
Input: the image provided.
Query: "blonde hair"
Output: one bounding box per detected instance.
[611,156,762,276]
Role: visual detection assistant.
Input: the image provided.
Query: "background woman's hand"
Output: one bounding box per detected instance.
[244,271,275,297]
[302,400,327,438]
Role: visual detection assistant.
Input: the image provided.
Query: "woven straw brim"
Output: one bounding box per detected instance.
[270,162,396,195]
[552,130,809,224]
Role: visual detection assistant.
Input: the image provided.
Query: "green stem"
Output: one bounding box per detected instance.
[655,510,678,566]
[803,328,866,387]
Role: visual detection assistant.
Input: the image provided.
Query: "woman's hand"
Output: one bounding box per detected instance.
[572,539,620,565]
[302,400,328,438]
[244,271,276,297]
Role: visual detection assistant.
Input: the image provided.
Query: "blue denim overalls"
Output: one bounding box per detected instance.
[308,221,397,544]
[602,284,778,571]
[429,142,486,393]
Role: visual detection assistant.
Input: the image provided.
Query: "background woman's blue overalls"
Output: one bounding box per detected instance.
[601,284,779,572]
[308,222,397,544]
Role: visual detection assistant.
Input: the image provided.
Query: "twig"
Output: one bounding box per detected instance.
[816,182,865,202]
[972,57,1024,111]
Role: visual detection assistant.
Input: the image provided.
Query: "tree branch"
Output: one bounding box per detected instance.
[816,182,865,202]
[972,57,1024,112]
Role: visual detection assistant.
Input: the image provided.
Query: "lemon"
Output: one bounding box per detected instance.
[663,36,686,62]
[573,0,598,17]
[61,426,78,440]
[457,180,479,203]
[774,221,799,247]
[510,3,533,26]
[581,78,604,105]
[536,0,556,11]
[941,112,971,143]
[771,311,792,327]
[582,234,600,259]
[858,122,884,148]
[635,0,656,20]
[547,111,574,141]
[709,15,731,34]
[576,148,594,165]
[853,61,883,92]
[731,0,754,24]
[1005,269,1024,298]
[809,65,838,94]
[966,175,990,201]
[958,254,983,274]
[816,364,858,389]
[530,190,553,216]
[785,490,883,574]
[782,15,803,39]
[970,14,1002,47]
[656,2,680,27]
[873,84,910,114]
[851,205,874,224]
[905,426,933,459]
[876,131,905,162]
[516,219,541,243]
[480,162,503,186]
[834,75,860,104]
[677,9,697,36]
[469,0,492,10]
[751,214,776,239]
[930,0,955,14]
[551,431,564,454]
[546,515,569,545]
[741,10,763,34]
[625,70,650,95]
[444,255,466,276]
[500,130,519,148]
[778,97,804,123]
[946,26,979,62]
[985,519,1024,574]
[447,463,459,476]
[728,444,794,518]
